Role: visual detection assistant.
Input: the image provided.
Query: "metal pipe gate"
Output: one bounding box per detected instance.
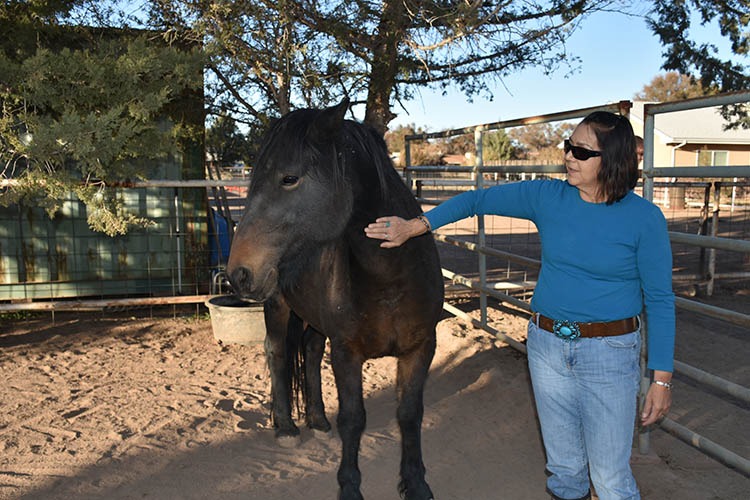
[405,91,750,476]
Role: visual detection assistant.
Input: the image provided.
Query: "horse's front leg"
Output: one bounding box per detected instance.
[263,295,300,444]
[396,334,436,500]
[330,344,365,500]
[303,326,331,435]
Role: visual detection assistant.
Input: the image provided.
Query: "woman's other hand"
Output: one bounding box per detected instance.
[640,372,673,426]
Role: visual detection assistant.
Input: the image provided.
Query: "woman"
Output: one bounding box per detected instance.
[365,111,675,500]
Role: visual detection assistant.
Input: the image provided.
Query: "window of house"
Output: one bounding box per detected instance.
[697,150,729,166]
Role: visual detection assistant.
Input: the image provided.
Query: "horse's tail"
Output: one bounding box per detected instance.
[286,311,306,420]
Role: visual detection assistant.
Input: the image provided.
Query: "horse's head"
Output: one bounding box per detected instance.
[227,99,357,301]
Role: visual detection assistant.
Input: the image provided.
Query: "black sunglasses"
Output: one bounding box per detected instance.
[564,139,602,161]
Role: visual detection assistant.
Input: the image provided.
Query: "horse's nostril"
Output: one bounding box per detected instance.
[230,266,253,293]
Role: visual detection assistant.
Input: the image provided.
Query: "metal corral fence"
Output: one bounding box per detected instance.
[404,91,750,476]
[1,95,748,475]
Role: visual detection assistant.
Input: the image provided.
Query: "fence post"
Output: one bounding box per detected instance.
[638,107,655,455]
[174,188,183,294]
[698,184,711,282]
[405,140,413,193]
[643,109,655,201]
[708,182,720,296]
[474,125,487,327]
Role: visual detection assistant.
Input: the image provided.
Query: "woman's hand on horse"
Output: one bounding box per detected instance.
[364,216,426,248]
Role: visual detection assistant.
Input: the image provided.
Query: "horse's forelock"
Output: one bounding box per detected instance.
[257,110,320,167]
[256,109,391,200]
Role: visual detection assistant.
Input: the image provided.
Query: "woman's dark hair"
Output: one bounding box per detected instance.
[580,111,638,204]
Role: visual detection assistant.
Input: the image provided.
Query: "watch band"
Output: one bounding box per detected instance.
[653,380,673,390]
[416,214,431,232]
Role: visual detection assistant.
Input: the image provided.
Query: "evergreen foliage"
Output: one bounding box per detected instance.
[206,116,251,168]
[483,129,515,162]
[1,4,204,235]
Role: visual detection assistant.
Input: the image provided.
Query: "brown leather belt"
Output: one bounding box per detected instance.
[536,313,638,339]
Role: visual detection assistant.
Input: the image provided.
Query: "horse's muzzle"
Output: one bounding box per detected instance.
[228,265,278,301]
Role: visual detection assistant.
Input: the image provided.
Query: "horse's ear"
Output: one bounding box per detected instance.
[308,98,350,143]
[328,98,350,121]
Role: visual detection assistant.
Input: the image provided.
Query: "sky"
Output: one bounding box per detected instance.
[376,6,739,133]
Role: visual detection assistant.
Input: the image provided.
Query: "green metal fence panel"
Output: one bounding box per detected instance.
[0,157,209,300]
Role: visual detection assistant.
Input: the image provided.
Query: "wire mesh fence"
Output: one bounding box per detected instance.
[0,179,246,319]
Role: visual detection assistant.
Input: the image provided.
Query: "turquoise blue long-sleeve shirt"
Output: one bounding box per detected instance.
[424,179,675,372]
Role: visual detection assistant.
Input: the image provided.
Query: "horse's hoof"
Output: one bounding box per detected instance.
[276,434,302,448]
[399,481,434,500]
[306,415,331,434]
[312,428,334,441]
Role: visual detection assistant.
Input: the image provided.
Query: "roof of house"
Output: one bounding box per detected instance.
[440,153,468,165]
[629,101,750,145]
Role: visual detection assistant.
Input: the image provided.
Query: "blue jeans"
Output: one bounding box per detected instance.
[527,318,641,500]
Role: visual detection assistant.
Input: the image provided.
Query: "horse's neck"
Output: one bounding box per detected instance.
[344,215,421,280]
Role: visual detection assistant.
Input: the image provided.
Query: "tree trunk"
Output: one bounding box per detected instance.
[363,1,408,135]
[277,1,293,116]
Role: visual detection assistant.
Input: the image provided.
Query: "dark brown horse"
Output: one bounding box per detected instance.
[226,99,443,500]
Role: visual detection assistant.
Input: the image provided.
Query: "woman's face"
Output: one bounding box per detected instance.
[566,123,603,202]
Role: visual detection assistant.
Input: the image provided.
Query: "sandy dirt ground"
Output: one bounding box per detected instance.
[1,292,748,500]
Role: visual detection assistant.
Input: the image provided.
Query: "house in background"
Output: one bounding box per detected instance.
[629,101,750,169]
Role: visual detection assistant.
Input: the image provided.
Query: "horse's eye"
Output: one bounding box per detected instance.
[282,175,299,187]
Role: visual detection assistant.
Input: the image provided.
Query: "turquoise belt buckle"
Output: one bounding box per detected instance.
[553,319,581,341]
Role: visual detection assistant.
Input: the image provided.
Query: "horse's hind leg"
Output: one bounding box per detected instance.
[396,334,436,500]
[303,326,331,435]
[330,345,365,500]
